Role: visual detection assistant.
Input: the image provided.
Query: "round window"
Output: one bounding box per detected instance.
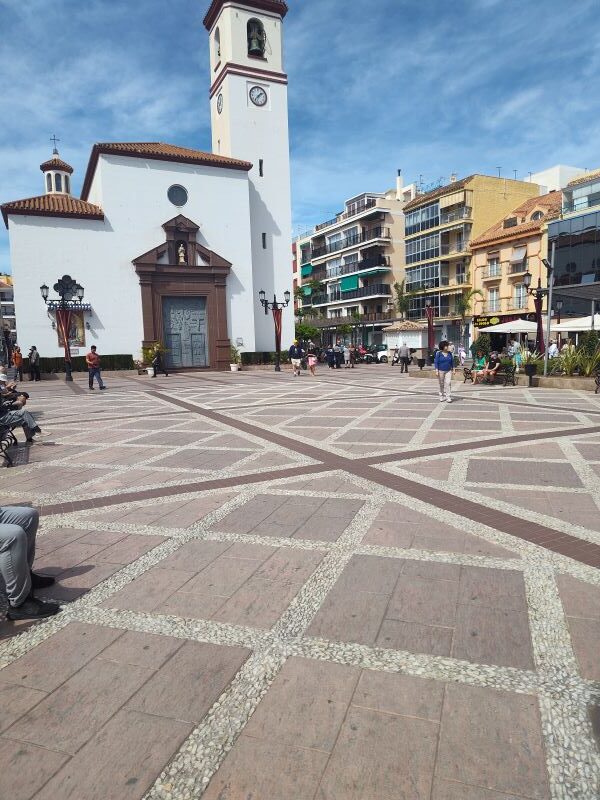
[168,185,188,207]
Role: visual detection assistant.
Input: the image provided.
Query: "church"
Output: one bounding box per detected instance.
[1,0,293,371]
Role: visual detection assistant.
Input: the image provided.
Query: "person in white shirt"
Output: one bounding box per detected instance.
[547,340,559,358]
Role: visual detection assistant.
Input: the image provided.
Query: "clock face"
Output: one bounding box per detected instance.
[249,85,268,107]
[217,93,223,114]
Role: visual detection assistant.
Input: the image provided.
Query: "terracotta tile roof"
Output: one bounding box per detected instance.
[39,156,73,174]
[566,167,600,187]
[403,175,475,212]
[470,192,562,248]
[81,142,252,200]
[2,194,104,228]
[204,0,288,30]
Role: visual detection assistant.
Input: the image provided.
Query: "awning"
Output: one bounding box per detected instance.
[477,320,547,334]
[439,190,465,209]
[302,286,311,296]
[340,275,359,292]
[301,264,313,278]
[553,282,600,302]
[510,246,527,263]
[359,268,390,277]
[553,314,600,331]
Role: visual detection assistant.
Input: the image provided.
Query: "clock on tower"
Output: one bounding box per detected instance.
[203,0,293,352]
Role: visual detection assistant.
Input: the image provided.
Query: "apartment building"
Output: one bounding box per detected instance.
[297,176,417,345]
[469,193,562,336]
[548,168,600,318]
[402,175,540,344]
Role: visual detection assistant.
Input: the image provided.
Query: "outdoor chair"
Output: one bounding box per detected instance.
[0,423,17,467]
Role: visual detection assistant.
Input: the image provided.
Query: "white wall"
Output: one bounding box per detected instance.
[8,154,256,359]
[530,165,586,193]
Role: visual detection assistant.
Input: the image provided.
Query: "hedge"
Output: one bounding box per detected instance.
[241,351,291,366]
[23,355,135,373]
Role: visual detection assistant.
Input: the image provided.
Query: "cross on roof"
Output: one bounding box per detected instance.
[50,134,60,154]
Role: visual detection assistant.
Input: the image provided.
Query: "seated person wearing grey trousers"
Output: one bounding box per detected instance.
[0,506,60,620]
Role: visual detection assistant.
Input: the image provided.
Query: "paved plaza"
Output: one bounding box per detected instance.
[1,367,600,799]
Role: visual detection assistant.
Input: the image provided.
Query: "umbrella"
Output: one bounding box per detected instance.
[476,320,541,334]
[552,314,600,332]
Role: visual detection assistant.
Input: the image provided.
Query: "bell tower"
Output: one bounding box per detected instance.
[204,0,293,351]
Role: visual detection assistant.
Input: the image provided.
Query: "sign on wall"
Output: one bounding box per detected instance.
[57,310,86,348]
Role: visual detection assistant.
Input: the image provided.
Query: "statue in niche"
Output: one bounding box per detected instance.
[177,242,187,265]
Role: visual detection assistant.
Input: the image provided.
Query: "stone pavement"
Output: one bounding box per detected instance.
[1,366,599,799]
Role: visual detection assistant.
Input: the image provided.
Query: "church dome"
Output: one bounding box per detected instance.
[40,155,74,175]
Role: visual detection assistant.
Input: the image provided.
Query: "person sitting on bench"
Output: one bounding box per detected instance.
[479,351,501,383]
[471,350,486,383]
[0,506,60,620]
[0,388,42,443]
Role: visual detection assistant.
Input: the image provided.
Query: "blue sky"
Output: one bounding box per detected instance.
[1,0,599,271]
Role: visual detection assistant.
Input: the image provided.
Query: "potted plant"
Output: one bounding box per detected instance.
[230,345,241,372]
[141,342,168,376]
[522,349,541,386]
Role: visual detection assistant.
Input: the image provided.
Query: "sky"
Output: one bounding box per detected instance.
[1,0,599,272]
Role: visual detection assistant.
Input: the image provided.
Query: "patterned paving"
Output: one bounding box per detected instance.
[1,368,599,799]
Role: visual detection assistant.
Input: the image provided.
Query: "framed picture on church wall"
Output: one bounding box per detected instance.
[57,310,86,348]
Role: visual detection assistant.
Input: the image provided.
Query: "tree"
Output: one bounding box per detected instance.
[307,279,324,295]
[455,288,483,345]
[293,286,305,302]
[295,322,319,341]
[337,323,353,337]
[470,332,491,358]
[393,280,411,320]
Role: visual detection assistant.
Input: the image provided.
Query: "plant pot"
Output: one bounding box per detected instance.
[146,367,154,376]
[524,364,537,376]
[230,364,240,372]
[417,358,426,370]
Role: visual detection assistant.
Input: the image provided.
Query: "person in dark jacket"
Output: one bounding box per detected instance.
[152,347,169,377]
[288,340,304,377]
[326,345,335,369]
[28,346,40,382]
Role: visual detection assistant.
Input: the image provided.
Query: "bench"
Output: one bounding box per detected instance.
[596,372,600,394]
[463,365,516,387]
[0,424,17,467]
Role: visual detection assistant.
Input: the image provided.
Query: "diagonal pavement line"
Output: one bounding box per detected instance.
[149,391,600,568]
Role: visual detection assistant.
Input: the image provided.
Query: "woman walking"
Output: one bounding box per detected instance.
[434,340,455,403]
[307,343,318,377]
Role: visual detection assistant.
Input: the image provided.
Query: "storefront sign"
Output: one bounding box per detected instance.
[473,315,501,328]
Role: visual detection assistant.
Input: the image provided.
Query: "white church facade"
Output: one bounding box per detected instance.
[1,0,293,371]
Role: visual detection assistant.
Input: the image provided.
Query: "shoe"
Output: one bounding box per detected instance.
[100,386,107,390]
[89,387,95,390]
[6,594,60,621]
[31,571,55,589]
[439,396,445,402]
[446,398,453,403]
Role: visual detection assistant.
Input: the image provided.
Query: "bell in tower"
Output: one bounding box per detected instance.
[247,18,266,57]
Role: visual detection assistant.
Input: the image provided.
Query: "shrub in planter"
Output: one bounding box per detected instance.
[578,331,600,358]
[577,348,600,377]
[558,347,579,376]
[470,334,490,359]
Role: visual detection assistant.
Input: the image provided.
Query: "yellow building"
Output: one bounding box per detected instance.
[469,192,562,339]
[402,175,540,343]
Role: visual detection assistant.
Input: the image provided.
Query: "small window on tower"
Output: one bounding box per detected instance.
[46,174,52,192]
[65,175,70,194]
[55,173,62,192]
[259,159,264,177]
[214,27,221,61]
[247,18,266,58]
[262,233,267,249]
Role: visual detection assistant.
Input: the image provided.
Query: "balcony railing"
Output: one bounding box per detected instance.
[315,197,379,232]
[440,206,472,224]
[563,194,600,214]
[440,241,470,256]
[299,311,394,328]
[326,255,390,279]
[482,267,502,279]
[509,262,528,274]
[312,283,392,306]
[485,303,501,313]
[509,298,528,310]
[312,227,391,258]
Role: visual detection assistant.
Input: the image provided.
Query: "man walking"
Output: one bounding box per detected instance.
[0,506,60,620]
[28,346,40,382]
[397,341,410,374]
[288,340,304,377]
[86,345,106,390]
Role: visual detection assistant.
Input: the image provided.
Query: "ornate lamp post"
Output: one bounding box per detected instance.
[554,299,563,348]
[40,275,86,382]
[425,297,435,362]
[258,289,291,372]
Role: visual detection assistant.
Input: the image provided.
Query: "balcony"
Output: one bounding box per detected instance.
[485,303,501,313]
[312,227,391,259]
[312,283,392,306]
[440,206,472,224]
[325,255,390,279]
[315,197,379,232]
[508,262,528,275]
[508,298,529,310]
[441,241,470,256]
[482,267,502,280]
[563,192,600,214]
[300,311,394,328]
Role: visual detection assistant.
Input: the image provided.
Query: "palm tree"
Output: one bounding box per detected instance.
[393,280,411,320]
[455,288,483,346]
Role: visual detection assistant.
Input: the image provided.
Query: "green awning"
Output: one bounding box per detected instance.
[301,264,313,278]
[341,275,359,292]
[359,268,390,277]
[302,285,312,296]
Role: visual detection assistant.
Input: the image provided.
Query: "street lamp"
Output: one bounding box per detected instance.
[40,275,87,382]
[258,289,291,372]
[523,241,556,376]
[424,296,435,362]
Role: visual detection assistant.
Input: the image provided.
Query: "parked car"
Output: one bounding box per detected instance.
[370,344,389,363]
